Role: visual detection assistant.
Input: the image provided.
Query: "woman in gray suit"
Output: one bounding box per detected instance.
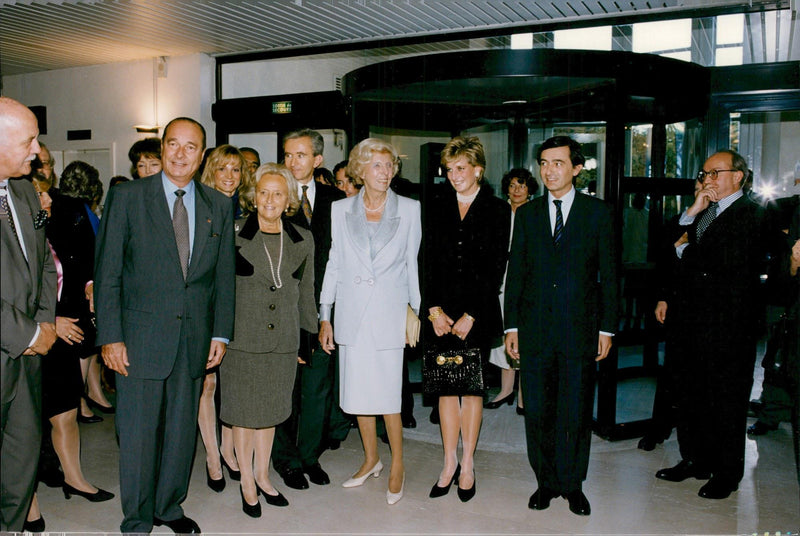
[319,138,421,505]
[219,163,317,518]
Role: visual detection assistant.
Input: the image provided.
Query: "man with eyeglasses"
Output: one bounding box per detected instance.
[655,149,766,500]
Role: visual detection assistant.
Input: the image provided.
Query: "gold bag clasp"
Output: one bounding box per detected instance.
[436,354,463,365]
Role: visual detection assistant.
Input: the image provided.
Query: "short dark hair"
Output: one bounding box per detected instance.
[239,147,261,163]
[283,128,324,156]
[162,117,206,152]
[314,167,334,186]
[332,160,348,176]
[501,168,537,197]
[537,136,585,167]
[128,137,161,178]
[110,175,130,187]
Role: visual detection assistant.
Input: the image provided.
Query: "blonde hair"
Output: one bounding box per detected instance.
[441,136,486,183]
[200,144,253,195]
[346,138,399,186]
[240,162,300,217]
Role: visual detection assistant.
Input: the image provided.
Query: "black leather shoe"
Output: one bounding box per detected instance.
[326,438,342,451]
[153,515,201,533]
[77,413,103,424]
[85,395,115,414]
[484,392,514,409]
[62,483,115,502]
[566,490,591,515]
[206,465,225,493]
[637,435,663,451]
[747,421,778,436]
[221,456,241,481]
[457,479,476,502]
[698,477,738,500]
[23,516,45,533]
[304,463,330,486]
[281,468,309,490]
[429,464,460,498]
[402,415,417,428]
[240,486,262,518]
[655,460,711,482]
[258,485,289,507]
[528,487,559,510]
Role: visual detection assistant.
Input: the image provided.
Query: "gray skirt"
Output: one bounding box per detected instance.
[220,348,296,429]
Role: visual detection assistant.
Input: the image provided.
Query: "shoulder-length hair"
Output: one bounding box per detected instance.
[440,136,486,183]
[199,144,253,195]
[239,162,300,217]
[61,160,103,205]
[346,138,399,186]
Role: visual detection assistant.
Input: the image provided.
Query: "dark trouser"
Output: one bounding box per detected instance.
[273,346,334,472]
[521,350,594,495]
[0,356,42,532]
[327,349,351,442]
[116,349,202,533]
[754,380,792,427]
[674,326,756,484]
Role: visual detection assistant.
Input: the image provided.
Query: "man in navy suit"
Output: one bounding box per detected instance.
[272,128,347,490]
[95,117,235,533]
[505,136,619,516]
[0,96,57,532]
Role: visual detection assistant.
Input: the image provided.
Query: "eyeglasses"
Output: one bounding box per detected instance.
[696,169,736,182]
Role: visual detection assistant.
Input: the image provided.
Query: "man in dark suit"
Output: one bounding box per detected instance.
[655,150,765,500]
[272,128,346,490]
[505,136,619,516]
[0,97,58,532]
[95,117,235,533]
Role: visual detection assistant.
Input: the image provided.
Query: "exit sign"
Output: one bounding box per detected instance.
[272,101,292,114]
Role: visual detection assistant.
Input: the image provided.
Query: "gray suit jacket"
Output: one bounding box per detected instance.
[94,173,235,380]
[320,189,421,350]
[1,178,56,404]
[229,215,317,353]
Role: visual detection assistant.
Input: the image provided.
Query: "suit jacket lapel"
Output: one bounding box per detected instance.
[190,183,212,277]
[371,190,400,258]
[144,176,183,271]
[345,192,373,271]
[8,180,38,276]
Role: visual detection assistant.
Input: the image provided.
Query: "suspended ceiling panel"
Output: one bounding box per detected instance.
[0,0,790,76]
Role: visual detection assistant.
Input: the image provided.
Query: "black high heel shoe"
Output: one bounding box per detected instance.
[206,465,225,492]
[84,395,115,414]
[257,484,289,507]
[429,464,460,498]
[62,483,114,502]
[23,516,45,533]
[240,486,262,518]
[484,392,515,409]
[457,470,476,502]
[77,413,103,424]
[516,406,525,416]
[221,456,241,481]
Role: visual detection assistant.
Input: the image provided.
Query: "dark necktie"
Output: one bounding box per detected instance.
[696,201,718,240]
[301,185,312,224]
[173,189,190,279]
[553,199,564,245]
[0,183,24,255]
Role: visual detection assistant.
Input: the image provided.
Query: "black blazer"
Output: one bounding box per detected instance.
[286,181,345,304]
[46,193,95,319]
[670,195,765,335]
[424,184,510,345]
[505,192,619,360]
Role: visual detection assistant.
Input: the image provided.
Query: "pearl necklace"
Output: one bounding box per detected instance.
[363,194,387,213]
[261,221,283,289]
[457,188,479,204]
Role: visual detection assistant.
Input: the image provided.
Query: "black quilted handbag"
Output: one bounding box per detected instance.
[422,336,484,397]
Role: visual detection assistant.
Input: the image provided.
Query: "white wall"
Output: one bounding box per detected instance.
[2,53,216,199]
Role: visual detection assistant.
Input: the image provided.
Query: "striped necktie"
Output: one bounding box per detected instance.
[553,199,564,245]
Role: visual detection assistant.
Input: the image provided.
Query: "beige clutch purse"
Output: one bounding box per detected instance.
[406,305,421,347]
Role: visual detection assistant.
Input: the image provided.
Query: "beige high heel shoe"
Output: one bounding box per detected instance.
[342,460,383,488]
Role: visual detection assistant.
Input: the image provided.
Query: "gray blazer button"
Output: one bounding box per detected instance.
[367,278,374,286]
[354,276,362,284]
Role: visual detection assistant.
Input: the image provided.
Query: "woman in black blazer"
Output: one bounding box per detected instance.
[424,137,510,502]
